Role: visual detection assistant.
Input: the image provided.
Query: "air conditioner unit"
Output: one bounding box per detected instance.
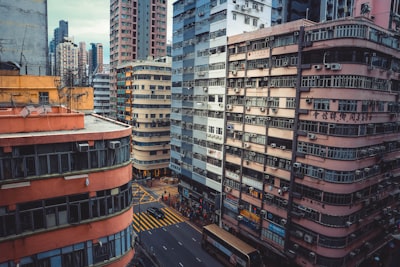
[77,143,89,152]
[226,187,232,192]
[271,108,278,113]
[317,168,324,173]
[226,104,233,110]
[109,141,121,149]
[282,186,289,192]
[306,98,313,104]
[364,167,371,172]
[271,143,277,148]
[304,234,314,244]
[266,116,271,121]
[237,215,243,220]
[356,192,363,198]
[330,63,342,70]
[234,88,240,93]
[203,87,208,92]
[260,107,265,112]
[293,162,302,168]
[308,133,317,140]
[244,143,251,148]
[309,252,316,258]
[250,133,257,137]
[280,145,286,150]
[246,106,251,111]
[280,218,287,225]
[232,70,238,76]
[346,221,353,227]
[313,65,322,70]
[260,209,267,214]
[325,63,331,69]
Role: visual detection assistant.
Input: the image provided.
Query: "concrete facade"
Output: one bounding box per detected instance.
[117,58,171,179]
[0,103,134,266]
[0,0,49,75]
[222,17,400,267]
[109,0,168,119]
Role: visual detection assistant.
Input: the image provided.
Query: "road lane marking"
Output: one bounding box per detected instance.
[192,237,197,242]
[179,263,183,267]
[162,245,167,250]
[178,241,183,246]
[196,257,202,262]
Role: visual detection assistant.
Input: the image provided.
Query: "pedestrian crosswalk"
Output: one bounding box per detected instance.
[132,207,186,232]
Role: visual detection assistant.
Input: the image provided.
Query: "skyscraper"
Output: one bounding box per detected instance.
[49,20,69,76]
[56,37,79,87]
[0,0,48,75]
[89,43,104,75]
[78,42,88,85]
[170,0,271,225]
[109,0,168,119]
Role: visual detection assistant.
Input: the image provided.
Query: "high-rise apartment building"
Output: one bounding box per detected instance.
[93,64,111,117]
[109,0,168,119]
[78,42,89,86]
[172,0,400,266]
[89,43,104,75]
[49,20,69,76]
[117,57,172,179]
[0,0,48,75]
[56,37,79,87]
[223,16,400,266]
[170,0,271,223]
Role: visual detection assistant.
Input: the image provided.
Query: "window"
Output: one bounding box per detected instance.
[245,16,250,24]
[39,92,49,104]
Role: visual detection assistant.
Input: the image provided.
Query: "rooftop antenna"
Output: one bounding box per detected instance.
[19,25,28,74]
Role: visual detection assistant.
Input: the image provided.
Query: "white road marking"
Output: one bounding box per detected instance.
[148,231,152,235]
[163,245,167,250]
[192,237,197,242]
[163,227,167,231]
[196,257,202,262]
[178,241,183,246]
[179,263,184,267]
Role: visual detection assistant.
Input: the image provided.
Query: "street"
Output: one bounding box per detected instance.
[130,181,224,267]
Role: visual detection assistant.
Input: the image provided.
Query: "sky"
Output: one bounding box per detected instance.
[47,0,173,64]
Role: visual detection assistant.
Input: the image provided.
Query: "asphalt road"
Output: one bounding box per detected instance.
[140,222,224,267]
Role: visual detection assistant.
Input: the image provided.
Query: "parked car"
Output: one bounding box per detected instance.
[147,207,165,219]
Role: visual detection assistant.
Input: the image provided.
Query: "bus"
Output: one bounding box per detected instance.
[201,224,262,267]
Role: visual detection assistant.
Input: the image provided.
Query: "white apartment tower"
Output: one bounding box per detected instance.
[170,0,271,221]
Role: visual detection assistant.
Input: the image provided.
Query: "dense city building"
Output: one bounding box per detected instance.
[171,0,400,266]
[109,0,168,119]
[78,41,89,86]
[56,37,79,87]
[0,75,134,267]
[0,0,49,75]
[93,65,111,117]
[117,57,171,179]
[170,0,271,224]
[89,42,104,76]
[49,20,69,76]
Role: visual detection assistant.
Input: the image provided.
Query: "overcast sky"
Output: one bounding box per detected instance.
[48,0,173,64]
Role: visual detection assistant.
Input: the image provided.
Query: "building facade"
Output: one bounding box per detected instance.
[93,70,111,117]
[117,57,171,179]
[222,15,400,267]
[170,0,271,221]
[56,37,79,87]
[0,0,49,75]
[89,43,104,76]
[78,42,89,86]
[109,0,168,119]
[0,102,134,266]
